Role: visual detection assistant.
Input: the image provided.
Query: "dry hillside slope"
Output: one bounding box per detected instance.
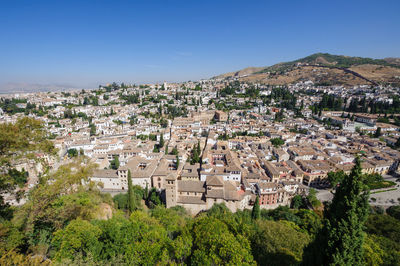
[215,53,400,87]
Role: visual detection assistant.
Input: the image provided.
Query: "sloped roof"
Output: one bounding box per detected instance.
[92,169,118,179]
[206,189,224,198]
[178,180,205,193]
[206,175,224,187]
[224,181,240,200]
[177,196,206,205]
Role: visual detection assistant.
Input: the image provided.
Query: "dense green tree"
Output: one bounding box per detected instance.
[270,137,285,147]
[149,205,193,263]
[63,109,74,119]
[113,193,128,210]
[206,203,232,219]
[327,170,346,187]
[365,214,400,264]
[303,157,369,265]
[83,97,89,105]
[362,235,385,265]
[121,93,140,104]
[6,168,28,188]
[190,216,255,265]
[295,209,322,236]
[127,170,135,213]
[251,220,310,265]
[52,218,102,261]
[291,195,304,209]
[190,142,201,164]
[394,137,400,148]
[153,144,160,153]
[171,146,179,155]
[160,118,168,128]
[149,134,157,141]
[92,211,171,264]
[374,127,382,138]
[9,160,108,258]
[147,188,162,208]
[123,211,170,264]
[89,124,96,136]
[110,156,120,170]
[90,214,131,261]
[365,214,400,243]
[91,96,99,106]
[150,206,188,235]
[387,205,400,221]
[263,206,302,224]
[318,94,343,111]
[274,109,285,122]
[252,196,260,220]
[144,183,149,200]
[329,170,393,190]
[306,188,321,208]
[0,249,51,265]
[159,133,164,148]
[196,140,201,155]
[367,234,400,265]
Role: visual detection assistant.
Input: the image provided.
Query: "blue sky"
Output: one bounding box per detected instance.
[0,0,399,91]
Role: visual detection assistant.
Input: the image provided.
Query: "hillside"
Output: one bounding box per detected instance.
[215,53,400,86]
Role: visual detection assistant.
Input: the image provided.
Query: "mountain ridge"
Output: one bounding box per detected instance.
[214,53,400,86]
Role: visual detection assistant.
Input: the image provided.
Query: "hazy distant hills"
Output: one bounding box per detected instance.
[0,82,90,94]
[214,53,400,87]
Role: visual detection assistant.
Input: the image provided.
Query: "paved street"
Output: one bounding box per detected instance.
[315,188,334,203]
[316,175,400,207]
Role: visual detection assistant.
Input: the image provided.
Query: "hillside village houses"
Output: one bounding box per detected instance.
[1,81,400,213]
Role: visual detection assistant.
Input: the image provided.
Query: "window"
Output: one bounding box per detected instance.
[139,163,147,170]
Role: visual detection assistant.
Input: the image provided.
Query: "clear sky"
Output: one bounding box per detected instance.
[0,0,399,91]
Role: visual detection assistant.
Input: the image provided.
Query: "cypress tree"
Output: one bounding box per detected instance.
[191,143,200,164]
[303,157,369,265]
[144,183,149,201]
[252,195,261,220]
[196,140,201,155]
[395,137,400,148]
[127,170,136,213]
[171,146,178,155]
[159,133,164,148]
[110,156,120,170]
[374,127,382,138]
